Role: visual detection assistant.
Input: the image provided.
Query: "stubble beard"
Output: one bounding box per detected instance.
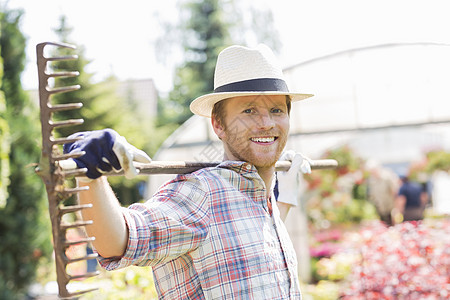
[223,129,288,168]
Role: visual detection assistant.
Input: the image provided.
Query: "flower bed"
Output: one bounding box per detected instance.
[309,219,450,299]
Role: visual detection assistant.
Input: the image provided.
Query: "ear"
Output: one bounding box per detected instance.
[211,116,225,140]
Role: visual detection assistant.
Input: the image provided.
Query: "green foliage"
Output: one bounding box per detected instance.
[406,150,450,182]
[0,7,52,297]
[304,146,378,229]
[315,253,355,282]
[303,280,340,300]
[0,116,9,207]
[158,0,231,126]
[81,267,158,300]
[325,145,362,175]
[0,39,9,208]
[425,150,450,173]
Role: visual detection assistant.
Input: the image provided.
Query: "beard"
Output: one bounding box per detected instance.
[222,128,288,168]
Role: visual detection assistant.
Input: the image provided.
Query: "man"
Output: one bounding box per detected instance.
[64,44,313,299]
[392,175,428,223]
[366,160,399,226]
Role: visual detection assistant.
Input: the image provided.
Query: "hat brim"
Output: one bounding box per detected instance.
[190,91,314,117]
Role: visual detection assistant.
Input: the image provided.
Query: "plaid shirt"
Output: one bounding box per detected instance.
[98,161,302,299]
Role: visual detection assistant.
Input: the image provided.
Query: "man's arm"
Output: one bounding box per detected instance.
[78,177,129,258]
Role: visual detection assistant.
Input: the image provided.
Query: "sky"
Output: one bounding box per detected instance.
[4,0,450,93]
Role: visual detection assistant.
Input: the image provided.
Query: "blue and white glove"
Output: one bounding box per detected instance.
[62,129,152,180]
[275,150,312,206]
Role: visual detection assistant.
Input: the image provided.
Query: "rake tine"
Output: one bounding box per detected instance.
[47,85,81,95]
[64,236,96,247]
[54,185,88,195]
[46,55,78,62]
[39,41,76,50]
[60,168,88,178]
[53,151,86,161]
[48,71,80,78]
[51,137,83,145]
[64,287,99,299]
[62,186,89,194]
[53,136,84,146]
[66,253,98,264]
[60,220,93,230]
[49,119,84,129]
[69,271,101,281]
[59,204,93,215]
[48,102,83,112]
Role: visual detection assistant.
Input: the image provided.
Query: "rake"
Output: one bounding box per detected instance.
[35,41,98,299]
[35,42,338,298]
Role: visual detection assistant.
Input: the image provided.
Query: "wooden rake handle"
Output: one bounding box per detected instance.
[61,159,338,177]
[133,159,338,174]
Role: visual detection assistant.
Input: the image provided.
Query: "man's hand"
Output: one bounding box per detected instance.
[63,128,152,179]
[276,150,312,206]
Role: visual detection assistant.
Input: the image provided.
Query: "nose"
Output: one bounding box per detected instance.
[256,111,275,130]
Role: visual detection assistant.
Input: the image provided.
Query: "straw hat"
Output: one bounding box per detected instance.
[189,44,313,117]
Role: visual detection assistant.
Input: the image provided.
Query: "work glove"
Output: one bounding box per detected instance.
[62,128,152,180]
[275,150,312,206]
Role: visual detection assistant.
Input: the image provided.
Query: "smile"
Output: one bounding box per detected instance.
[250,137,277,143]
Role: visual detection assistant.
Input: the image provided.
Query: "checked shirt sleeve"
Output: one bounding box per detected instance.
[97,174,210,270]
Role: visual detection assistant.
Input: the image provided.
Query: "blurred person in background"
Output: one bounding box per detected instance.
[366,160,399,226]
[392,175,429,224]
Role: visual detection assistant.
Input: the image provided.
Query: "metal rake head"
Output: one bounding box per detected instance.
[35,41,99,299]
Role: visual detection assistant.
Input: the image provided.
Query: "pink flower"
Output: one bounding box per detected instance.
[340,219,450,298]
[310,242,341,258]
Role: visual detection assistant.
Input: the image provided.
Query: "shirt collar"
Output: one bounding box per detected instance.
[216,160,275,204]
[216,160,258,175]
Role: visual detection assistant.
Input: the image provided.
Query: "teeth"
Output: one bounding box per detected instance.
[251,137,275,143]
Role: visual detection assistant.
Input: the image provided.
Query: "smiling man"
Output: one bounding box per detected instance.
[64,44,313,299]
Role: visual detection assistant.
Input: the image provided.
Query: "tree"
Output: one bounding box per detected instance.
[0,7,52,298]
[157,0,230,126]
[0,14,8,210]
[156,0,280,127]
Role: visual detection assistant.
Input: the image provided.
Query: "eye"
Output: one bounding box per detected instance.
[271,108,283,113]
[242,108,254,114]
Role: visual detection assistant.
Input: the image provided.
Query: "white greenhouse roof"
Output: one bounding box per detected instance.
[284,43,450,133]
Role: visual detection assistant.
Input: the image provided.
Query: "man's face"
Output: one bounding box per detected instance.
[212,95,290,168]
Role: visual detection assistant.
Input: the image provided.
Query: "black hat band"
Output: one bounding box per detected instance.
[214,78,289,93]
